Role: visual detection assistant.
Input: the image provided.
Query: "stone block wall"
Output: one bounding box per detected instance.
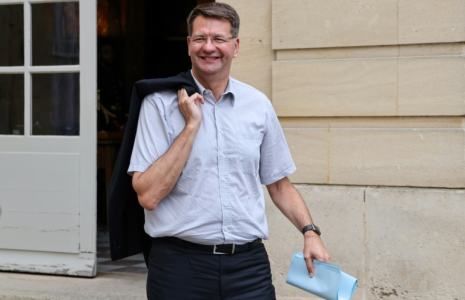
[264,186,465,300]
[223,0,465,299]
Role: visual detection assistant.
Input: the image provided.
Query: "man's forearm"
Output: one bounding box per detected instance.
[267,177,313,231]
[132,123,199,210]
[267,176,330,277]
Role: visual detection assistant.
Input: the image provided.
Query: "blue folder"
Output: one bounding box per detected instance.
[286,252,357,300]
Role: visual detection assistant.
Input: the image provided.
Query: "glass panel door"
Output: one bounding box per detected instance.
[0,0,97,277]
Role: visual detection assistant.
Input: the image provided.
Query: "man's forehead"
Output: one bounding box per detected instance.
[191,16,232,34]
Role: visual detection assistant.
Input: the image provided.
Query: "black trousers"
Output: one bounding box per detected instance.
[147,238,276,300]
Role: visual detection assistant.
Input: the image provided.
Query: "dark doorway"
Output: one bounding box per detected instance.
[144,1,196,79]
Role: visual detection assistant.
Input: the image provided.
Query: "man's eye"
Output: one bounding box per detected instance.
[193,37,206,43]
[213,37,227,43]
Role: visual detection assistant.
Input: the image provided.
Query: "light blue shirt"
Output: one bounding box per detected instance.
[128,72,296,245]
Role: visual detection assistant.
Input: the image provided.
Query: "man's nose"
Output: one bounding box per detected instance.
[203,38,216,51]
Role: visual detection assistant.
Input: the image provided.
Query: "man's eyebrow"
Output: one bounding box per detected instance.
[192,34,229,36]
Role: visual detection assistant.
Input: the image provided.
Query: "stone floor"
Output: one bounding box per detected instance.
[97,225,148,274]
[0,271,147,300]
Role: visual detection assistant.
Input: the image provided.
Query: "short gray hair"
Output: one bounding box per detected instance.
[187,2,240,38]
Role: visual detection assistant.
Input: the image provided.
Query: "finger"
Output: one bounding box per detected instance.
[305,257,315,278]
[314,250,330,262]
[191,93,205,104]
[178,89,186,104]
[191,93,204,105]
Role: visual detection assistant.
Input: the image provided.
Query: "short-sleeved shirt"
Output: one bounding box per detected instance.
[128,72,296,245]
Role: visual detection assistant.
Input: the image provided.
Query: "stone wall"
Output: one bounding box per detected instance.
[222,0,465,299]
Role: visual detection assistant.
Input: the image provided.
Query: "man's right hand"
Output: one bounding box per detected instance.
[178,88,204,128]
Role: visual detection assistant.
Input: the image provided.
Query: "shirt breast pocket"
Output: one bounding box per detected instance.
[238,132,263,177]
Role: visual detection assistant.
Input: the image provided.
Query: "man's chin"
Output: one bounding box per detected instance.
[195,67,220,76]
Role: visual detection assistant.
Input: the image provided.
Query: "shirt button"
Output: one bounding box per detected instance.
[205,90,211,94]
[225,227,229,232]
[224,202,228,207]
[222,177,226,182]
[215,105,218,109]
[220,152,225,157]
[218,128,222,133]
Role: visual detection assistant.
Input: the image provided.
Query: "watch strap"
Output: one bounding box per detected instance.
[302,224,321,236]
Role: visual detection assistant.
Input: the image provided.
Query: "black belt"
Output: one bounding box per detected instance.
[160,237,262,255]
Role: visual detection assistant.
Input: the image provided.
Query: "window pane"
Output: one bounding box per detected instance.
[32,2,79,66]
[0,5,24,66]
[0,74,24,135]
[32,73,79,135]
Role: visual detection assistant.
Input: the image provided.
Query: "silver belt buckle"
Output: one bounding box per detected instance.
[213,244,235,254]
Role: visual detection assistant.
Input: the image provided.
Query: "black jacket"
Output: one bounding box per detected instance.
[108,71,200,264]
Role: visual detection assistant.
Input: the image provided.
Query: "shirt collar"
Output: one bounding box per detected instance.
[190,70,236,105]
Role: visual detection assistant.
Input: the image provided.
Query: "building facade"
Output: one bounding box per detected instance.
[0,0,464,299]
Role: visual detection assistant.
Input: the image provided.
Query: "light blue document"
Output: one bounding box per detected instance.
[286,252,357,300]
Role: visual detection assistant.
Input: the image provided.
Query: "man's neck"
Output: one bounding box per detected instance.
[192,69,229,102]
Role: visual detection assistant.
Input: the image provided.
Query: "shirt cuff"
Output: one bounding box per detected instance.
[127,163,151,176]
[260,165,297,185]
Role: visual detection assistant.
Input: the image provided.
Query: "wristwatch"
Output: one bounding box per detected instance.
[302,224,321,236]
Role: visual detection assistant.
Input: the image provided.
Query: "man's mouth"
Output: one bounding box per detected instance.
[201,56,220,61]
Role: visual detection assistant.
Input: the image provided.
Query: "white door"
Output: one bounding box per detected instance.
[0,0,97,277]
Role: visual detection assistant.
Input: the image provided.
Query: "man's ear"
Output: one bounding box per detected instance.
[233,37,240,58]
[187,36,191,56]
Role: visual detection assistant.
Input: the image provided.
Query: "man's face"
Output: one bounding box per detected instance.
[188,16,239,78]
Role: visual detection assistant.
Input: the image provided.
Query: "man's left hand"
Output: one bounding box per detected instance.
[303,231,330,278]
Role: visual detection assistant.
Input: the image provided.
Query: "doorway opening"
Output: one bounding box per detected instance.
[95,0,214,273]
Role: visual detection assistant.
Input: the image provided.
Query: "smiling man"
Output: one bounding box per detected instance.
[128,3,330,299]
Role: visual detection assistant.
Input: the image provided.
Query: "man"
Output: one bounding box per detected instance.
[128,3,330,299]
